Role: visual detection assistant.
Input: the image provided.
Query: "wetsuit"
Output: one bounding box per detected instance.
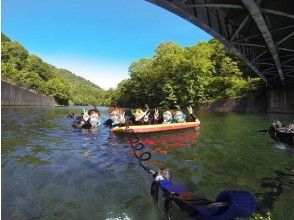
[187,113,198,122]
[103,119,127,128]
[128,117,151,125]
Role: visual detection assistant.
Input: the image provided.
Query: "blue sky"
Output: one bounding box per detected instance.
[2,0,211,89]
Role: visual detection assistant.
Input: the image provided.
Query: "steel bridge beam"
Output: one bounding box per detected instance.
[146,0,294,87]
[230,16,249,41]
[146,0,269,85]
[184,4,244,9]
[276,32,294,46]
[233,25,294,43]
[241,0,285,86]
[262,8,294,19]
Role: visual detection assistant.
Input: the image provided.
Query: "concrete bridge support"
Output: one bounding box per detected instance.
[267,89,294,114]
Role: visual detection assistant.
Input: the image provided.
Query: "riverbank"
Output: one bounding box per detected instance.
[197,92,266,113]
[197,89,294,114]
[1,80,55,106]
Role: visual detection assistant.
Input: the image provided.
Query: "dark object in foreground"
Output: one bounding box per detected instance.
[269,121,294,146]
[152,172,256,220]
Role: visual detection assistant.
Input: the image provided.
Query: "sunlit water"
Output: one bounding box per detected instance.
[2,106,294,220]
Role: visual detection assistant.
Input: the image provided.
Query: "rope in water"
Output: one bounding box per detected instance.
[124,126,155,175]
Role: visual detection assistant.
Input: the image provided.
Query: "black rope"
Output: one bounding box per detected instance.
[255,129,269,133]
[124,126,155,175]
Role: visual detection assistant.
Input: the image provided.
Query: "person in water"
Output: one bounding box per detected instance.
[72,108,101,129]
[103,106,126,128]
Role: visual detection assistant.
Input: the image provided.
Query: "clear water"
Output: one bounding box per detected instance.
[2,106,294,220]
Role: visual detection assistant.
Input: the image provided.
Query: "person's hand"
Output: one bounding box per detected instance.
[154,108,159,120]
[143,111,150,122]
[82,109,89,121]
[187,105,193,115]
[119,111,126,124]
[143,104,149,116]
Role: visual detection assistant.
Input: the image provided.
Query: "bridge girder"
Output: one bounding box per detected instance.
[146,0,294,88]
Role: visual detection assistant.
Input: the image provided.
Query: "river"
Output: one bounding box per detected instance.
[1,106,294,220]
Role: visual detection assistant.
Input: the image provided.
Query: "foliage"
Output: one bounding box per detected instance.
[111,39,263,107]
[251,212,272,220]
[42,78,71,105]
[2,33,263,107]
[1,33,107,105]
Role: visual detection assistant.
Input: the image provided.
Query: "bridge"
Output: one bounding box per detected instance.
[146,0,294,89]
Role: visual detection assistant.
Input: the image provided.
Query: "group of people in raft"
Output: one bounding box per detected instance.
[72,105,199,129]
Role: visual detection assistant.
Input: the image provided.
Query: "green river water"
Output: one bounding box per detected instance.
[1,106,294,220]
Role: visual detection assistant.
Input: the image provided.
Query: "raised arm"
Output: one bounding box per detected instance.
[186,105,198,121]
[154,108,159,121]
[119,111,126,124]
[82,109,89,121]
[143,111,150,123]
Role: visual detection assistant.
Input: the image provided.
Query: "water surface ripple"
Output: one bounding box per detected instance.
[2,107,294,219]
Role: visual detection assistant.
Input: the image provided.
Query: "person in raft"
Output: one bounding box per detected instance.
[103,106,126,128]
[153,105,199,124]
[72,107,101,129]
[129,105,151,125]
[104,105,152,127]
[174,105,199,123]
[153,109,173,124]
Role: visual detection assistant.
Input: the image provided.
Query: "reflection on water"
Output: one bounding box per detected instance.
[1,106,294,220]
[138,128,200,148]
[274,143,294,151]
[117,128,200,154]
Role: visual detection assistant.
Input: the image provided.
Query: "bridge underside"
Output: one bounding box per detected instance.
[146,0,294,88]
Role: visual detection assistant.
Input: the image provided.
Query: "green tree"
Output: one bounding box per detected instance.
[111,39,263,107]
[43,78,71,105]
[1,33,108,106]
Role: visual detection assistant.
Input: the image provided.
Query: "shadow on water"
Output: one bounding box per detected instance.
[255,168,294,214]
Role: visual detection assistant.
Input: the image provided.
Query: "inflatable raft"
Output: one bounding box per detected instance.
[111,121,200,133]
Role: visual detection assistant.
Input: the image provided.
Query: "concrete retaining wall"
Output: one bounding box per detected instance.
[267,89,294,114]
[197,92,267,113]
[1,81,55,106]
[197,89,294,114]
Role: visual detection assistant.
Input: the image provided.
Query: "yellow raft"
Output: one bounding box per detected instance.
[111,120,200,133]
